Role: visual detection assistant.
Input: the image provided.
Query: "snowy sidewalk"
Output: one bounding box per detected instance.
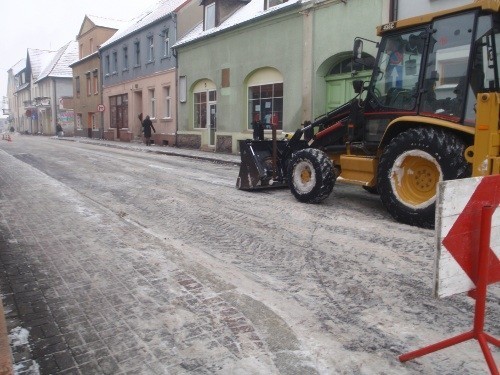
[56,136,242,166]
[0,148,277,374]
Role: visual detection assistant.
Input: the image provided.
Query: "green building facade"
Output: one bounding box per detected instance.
[175,0,384,153]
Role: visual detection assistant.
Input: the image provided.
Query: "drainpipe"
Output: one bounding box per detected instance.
[173,12,178,147]
[98,48,105,139]
[52,78,58,135]
[29,87,33,134]
[15,94,20,132]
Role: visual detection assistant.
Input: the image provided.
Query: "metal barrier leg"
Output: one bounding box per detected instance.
[399,206,499,375]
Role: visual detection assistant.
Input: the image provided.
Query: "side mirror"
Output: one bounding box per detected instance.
[352,80,364,94]
[353,39,363,60]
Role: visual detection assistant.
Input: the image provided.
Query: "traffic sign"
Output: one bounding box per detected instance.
[434,175,500,298]
[97,104,105,112]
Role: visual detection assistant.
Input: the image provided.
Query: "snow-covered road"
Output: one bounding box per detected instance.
[0,135,498,374]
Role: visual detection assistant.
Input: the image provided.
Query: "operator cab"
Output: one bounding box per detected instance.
[353,7,500,145]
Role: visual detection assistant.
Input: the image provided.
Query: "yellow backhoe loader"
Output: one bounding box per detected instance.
[237,0,500,228]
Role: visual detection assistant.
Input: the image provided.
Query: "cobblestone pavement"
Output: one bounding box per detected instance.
[0,136,498,375]
[0,145,285,374]
[58,137,241,166]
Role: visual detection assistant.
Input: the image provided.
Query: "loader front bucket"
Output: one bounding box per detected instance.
[236,139,288,190]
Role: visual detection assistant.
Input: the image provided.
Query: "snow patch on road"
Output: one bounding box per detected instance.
[9,327,29,347]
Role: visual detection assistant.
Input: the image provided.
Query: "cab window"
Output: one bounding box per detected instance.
[420,12,475,121]
[370,29,425,111]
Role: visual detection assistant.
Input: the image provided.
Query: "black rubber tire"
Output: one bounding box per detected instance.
[288,148,335,203]
[362,186,379,195]
[377,127,470,228]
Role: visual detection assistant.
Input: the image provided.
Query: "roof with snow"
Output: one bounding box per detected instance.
[174,0,301,48]
[10,59,27,75]
[100,0,189,49]
[27,49,57,81]
[36,41,79,82]
[86,14,128,30]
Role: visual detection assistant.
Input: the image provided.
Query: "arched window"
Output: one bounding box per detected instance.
[193,79,216,129]
[247,68,283,130]
[328,56,370,76]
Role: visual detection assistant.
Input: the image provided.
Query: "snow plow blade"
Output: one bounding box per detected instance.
[236,139,288,190]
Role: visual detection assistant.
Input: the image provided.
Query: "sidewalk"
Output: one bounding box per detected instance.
[57,137,242,166]
[0,136,242,375]
[0,139,281,374]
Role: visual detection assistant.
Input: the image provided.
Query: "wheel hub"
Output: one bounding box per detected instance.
[413,168,437,192]
[300,168,312,183]
[293,160,316,194]
[392,152,442,207]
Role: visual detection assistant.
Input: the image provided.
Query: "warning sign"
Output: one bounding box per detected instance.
[434,175,500,298]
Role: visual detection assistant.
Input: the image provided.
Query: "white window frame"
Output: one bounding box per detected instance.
[75,76,81,97]
[123,46,128,70]
[147,36,154,62]
[134,41,140,66]
[112,51,118,74]
[91,113,98,130]
[93,70,99,95]
[266,0,287,9]
[105,55,110,75]
[164,86,171,119]
[246,68,284,130]
[86,73,91,96]
[193,89,216,129]
[149,88,156,119]
[204,3,216,30]
[179,76,187,103]
[76,113,83,130]
[163,29,170,57]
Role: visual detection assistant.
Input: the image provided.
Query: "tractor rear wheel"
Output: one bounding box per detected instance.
[288,148,335,203]
[377,127,470,228]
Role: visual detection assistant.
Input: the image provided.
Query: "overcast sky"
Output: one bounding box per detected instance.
[1,0,159,110]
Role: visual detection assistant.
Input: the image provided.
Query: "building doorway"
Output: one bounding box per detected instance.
[110,94,128,140]
[325,55,372,111]
[209,103,216,146]
[193,79,217,147]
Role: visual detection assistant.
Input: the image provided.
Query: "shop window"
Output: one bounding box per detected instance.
[110,94,128,129]
[248,83,283,130]
[194,89,217,128]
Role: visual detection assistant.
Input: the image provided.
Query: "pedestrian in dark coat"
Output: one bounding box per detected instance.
[56,123,64,137]
[142,115,156,146]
